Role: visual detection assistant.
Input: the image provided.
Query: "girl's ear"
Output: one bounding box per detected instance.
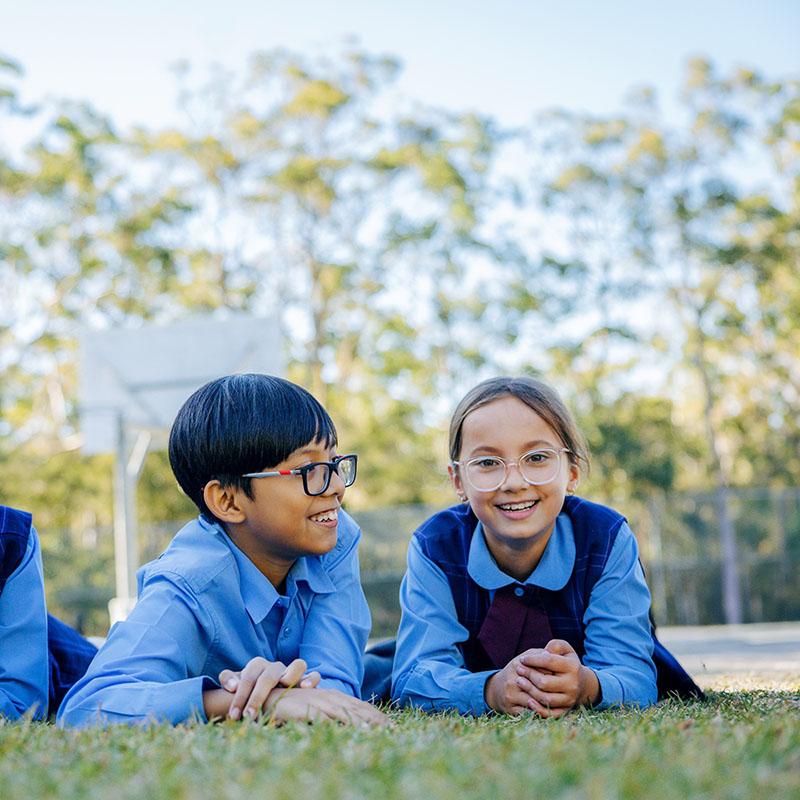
[447,464,468,503]
[566,462,580,495]
[203,480,247,524]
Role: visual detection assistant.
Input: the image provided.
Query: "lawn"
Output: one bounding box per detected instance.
[1,687,798,800]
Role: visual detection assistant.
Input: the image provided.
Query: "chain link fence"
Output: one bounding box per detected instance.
[40,488,800,637]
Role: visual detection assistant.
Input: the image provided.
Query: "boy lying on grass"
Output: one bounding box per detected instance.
[59,374,387,727]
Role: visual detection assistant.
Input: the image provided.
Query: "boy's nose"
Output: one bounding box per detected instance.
[326,467,347,495]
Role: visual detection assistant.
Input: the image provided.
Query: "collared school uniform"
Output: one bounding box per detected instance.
[58,510,371,726]
[392,497,676,715]
[0,505,49,719]
[1,505,99,719]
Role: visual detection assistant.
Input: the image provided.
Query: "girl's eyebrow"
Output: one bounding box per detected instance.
[465,440,558,457]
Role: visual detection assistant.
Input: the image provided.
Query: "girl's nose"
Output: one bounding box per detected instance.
[500,461,527,491]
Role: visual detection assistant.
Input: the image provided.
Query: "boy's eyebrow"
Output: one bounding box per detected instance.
[293,445,332,459]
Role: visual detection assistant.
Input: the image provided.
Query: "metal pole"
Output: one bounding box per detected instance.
[110,419,151,624]
[113,413,131,602]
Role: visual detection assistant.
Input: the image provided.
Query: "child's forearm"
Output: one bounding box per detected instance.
[578,665,601,706]
[202,687,233,720]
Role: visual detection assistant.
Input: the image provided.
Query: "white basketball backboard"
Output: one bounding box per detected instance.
[79,314,283,454]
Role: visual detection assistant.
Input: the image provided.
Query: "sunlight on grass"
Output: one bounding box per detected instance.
[1,689,798,800]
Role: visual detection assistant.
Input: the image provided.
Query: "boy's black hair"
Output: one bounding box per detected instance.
[168,373,337,523]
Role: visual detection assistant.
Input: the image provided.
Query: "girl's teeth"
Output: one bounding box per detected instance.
[499,502,536,511]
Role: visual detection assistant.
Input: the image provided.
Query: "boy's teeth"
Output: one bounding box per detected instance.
[311,509,338,523]
[498,501,537,511]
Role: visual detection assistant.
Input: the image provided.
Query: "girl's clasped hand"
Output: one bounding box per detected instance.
[486,640,600,717]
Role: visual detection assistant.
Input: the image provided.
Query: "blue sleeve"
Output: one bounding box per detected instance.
[57,573,217,727]
[299,515,371,698]
[0,527,49,720]
[582,522,658,708]
[391,537,495,715]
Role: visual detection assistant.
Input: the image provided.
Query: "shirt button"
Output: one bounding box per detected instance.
[283,627,291,637]
[514,587,525,598]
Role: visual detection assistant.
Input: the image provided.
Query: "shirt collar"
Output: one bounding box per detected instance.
[202,518,336,625]
[285,554,336,597]
[467,513,575,591]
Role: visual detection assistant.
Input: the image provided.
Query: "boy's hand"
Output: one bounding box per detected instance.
[219,657,320,721]
[264,687,390,727]
[515,639,600,718]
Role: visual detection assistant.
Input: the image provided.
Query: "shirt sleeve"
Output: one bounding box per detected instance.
[582,521,658,709]
[0,527,49,720]
[391,537,495,715]
[56,573,218,727]
[298,517,371,698]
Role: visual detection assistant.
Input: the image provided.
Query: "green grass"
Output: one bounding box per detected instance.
[1,691,798,800]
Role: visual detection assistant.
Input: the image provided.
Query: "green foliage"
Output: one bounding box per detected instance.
[1,48,799,626]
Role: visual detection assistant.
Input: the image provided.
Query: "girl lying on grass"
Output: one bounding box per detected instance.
[391,376,702,716]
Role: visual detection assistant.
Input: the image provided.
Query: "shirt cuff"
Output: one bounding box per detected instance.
[68,675,216,727]
[593,669,623,709]
[470,669,497,715]
[433,668,496,715]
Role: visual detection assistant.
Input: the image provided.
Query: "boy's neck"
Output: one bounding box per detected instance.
[224,525,296,592]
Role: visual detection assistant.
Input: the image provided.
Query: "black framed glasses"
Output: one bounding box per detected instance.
[242,454,358,497]
[452,448,569,492]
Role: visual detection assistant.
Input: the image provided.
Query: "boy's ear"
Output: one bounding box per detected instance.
[203,480,247,524]
[447,464,467,502]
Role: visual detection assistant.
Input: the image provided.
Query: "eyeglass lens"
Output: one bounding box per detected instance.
[465,449,561,491]
[306,456,357,495]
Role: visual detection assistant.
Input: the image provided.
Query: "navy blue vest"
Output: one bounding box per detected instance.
[414,495,704,700]
[0,505,33,595]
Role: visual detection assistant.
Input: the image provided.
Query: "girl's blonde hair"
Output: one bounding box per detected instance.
[448,376,590,473]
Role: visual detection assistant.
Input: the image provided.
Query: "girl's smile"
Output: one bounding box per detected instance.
[449,395,579,580]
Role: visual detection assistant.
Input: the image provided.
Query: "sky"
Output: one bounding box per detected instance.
[3,0,799,130]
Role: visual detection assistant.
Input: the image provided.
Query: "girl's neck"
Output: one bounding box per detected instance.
[485,530,553,583]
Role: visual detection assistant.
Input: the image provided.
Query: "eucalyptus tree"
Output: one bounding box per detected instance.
[518,60,800,622]
[131,46,511,506]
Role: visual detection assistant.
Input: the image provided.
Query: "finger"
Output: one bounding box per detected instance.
[519,678,573,710]
[338,696,390,727]
[519,667,565,694]
[278,659,308,688]
[268,692,336,724]
[229,659,284,720]
[218,669,241,693]
[519,651,567,673]
[328,695,390,727]
[527,694,557,718]
[299,671,321,689]
[545,639,574,656]
[244,665,289,720]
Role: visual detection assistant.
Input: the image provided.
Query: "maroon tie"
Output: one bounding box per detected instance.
[477,584,554,669]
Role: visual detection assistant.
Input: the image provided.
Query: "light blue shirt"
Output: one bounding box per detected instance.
[58,511,370,727]
[392,513,657,714]
[0,525,49,719]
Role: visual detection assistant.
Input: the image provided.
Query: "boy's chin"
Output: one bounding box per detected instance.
[303,526,338,555]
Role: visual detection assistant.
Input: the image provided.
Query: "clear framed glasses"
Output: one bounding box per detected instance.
[453,448,570,492]
[243,454,357,497]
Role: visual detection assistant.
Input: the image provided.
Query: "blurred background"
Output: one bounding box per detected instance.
[1,1,798,637]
